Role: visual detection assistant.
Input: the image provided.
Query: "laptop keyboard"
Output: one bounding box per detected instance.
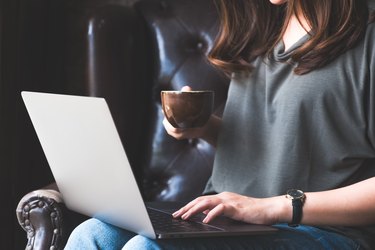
[147,208,222,233]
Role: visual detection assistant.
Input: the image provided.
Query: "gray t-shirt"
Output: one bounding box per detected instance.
[204,11,375,249]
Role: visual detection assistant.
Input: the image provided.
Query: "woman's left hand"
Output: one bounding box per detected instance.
[172,192,287,225]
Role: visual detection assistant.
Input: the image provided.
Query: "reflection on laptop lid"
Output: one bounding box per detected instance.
[21,91,277,239]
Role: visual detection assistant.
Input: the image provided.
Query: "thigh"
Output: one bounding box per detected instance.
[65,218,136,250]
[122,224,361,250]
[279,224,362,250]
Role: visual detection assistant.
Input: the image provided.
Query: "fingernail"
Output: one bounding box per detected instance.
[203,217,211,224]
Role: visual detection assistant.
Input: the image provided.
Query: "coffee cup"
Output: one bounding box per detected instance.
[161,90,214,129]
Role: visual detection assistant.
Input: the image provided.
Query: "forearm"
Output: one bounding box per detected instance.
[275,177,375,226]
[200,115,222,147]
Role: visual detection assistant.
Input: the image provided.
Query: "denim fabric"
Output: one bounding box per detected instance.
[65,218,362,250]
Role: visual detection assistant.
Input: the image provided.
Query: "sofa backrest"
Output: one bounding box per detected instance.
[135,0,229,201]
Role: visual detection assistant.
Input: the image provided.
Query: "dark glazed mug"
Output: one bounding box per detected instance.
[161,90,214,128]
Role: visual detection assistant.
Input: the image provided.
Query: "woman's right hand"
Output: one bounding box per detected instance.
[162,115,213,141]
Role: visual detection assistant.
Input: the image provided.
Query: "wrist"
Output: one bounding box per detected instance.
[272,195,293,224]
[260,196,291,224]
[200,115,221,146]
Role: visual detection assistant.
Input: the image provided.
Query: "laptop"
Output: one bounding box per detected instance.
[21,91,278,239]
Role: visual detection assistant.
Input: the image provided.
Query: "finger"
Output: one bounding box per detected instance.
[202,209,211,215]
[173,196,213,218]
[172,198,200,216]
[181,85,192,91]
[180,198,218,220]
[163,118,185,134]
[172,199,199,218]
[202,203,226,224]
[163,118,176,131]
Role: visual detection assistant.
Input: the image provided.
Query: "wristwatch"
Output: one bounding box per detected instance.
[286,189,305,227]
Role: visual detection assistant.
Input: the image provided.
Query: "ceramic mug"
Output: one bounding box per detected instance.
[161,90,214,128]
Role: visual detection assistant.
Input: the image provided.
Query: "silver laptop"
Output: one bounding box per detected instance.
[21,91,277,239]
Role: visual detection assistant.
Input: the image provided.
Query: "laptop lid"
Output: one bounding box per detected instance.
[21,91,156,239]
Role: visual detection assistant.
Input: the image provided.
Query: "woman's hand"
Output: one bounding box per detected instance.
[172,192,289,225]
[162,116,210,140]
[173,177,375,227]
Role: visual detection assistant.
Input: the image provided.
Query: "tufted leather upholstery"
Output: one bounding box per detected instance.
[16,0,229,249]
[136,0,229,201]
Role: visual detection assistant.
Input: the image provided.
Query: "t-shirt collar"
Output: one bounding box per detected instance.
[273,33,311,61]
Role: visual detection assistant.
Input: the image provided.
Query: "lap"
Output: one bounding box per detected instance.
[65,219,361,250]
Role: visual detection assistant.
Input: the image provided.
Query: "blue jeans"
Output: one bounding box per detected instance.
[65,218,362,250]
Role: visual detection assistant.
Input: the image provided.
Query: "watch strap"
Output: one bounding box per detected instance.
[289,199,303,227]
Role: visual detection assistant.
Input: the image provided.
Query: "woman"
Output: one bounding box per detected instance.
[66,0,375,249]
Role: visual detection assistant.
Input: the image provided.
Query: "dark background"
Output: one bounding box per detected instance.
[0,0,135,249]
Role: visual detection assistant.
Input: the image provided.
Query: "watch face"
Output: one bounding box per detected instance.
[287,189,304,199]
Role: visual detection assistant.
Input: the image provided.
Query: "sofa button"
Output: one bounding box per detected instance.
[38,201,44,208]
[196,42,204,50]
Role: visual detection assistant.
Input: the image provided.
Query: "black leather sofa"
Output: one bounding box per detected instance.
[16,0,229,249]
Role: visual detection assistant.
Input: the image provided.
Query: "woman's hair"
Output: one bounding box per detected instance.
[208,0,375,75]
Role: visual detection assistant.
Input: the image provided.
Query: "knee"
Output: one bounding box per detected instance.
[66,218,135,250]
[122,235,161,250]
[65,218,107,249]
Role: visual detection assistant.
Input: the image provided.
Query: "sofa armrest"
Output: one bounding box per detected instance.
[16,184,67,250]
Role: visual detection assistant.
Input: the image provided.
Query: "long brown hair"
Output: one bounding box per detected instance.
[208,0,374,76]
